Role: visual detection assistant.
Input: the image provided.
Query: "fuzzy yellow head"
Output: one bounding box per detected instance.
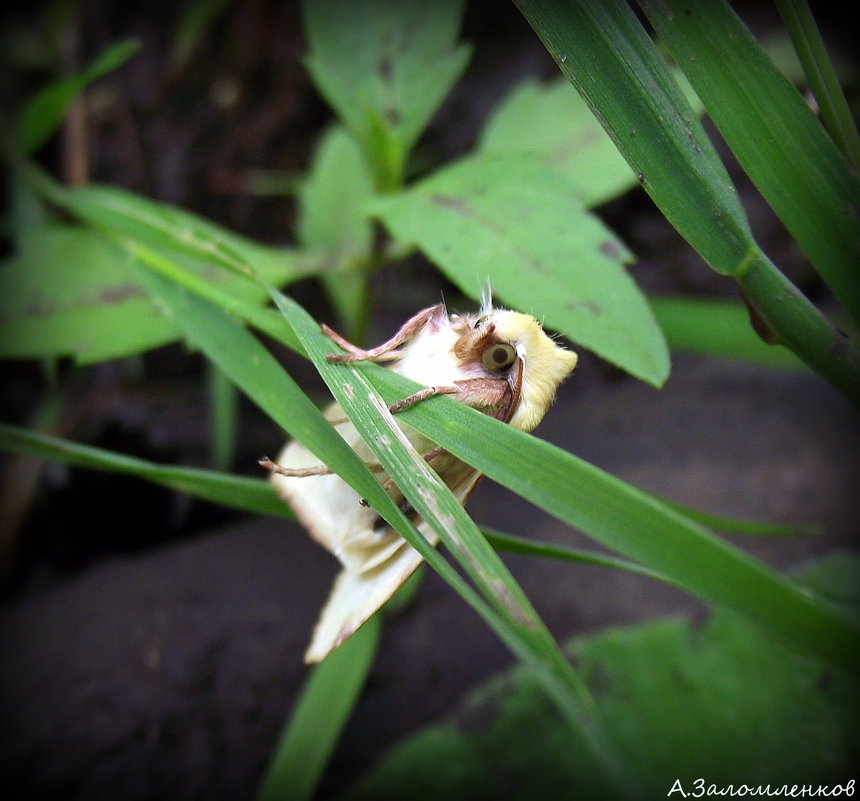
[488,309,578,431]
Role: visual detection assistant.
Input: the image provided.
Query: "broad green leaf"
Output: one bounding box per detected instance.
[257,616,380,801]
[0,220,301,363]
[372,152,669,386]
[347,555,859,800]
[8,162,51,244]
[298,126,375,338]
[301,0,471,189]
[640,0,860,327]
[479,68,707,209]
[514,0,860,407]
[1,168,335,363]
[649,295,806,369]
[15,39,141,154]
[479,78,638,207]
[0,226,178,362]
[298,126,375,254]
[0,423,290,518]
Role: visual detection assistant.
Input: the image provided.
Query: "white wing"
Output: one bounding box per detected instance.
[271,402,481,662]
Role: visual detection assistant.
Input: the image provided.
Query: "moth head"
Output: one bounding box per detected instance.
[490,310,577,431]
[453,308,577,432]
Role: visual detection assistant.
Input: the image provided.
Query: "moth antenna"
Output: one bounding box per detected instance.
[479,281,494,315]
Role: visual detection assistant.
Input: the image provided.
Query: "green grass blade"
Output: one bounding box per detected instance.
[15,39,140,155]
[513,0,860,406]
[125,240,304,354]
[658,502,819,539]
[206,362,238,471]
[482,528,670,582]
[0,423,290,518]
[347,365,859,673]
[649,296,806,369]
[33,176,318,284]
[639,0,860,326]
[775,0,860,168]
[0,418,715,589]
[514,0,751,274]
[256,616,380,801]
[170,0,231,70]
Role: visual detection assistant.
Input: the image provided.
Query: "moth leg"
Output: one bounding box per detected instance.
[387,377,509,416]
[388,385,460,414]
[259,455,387,477]
[381,446,447,492]
[324,305,441,364]
[259,456,334,478]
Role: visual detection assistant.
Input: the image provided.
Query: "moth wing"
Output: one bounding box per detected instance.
[270,402,484,662]
[304,466,483,662]
[270,403,377,557]
[303,537,423,662]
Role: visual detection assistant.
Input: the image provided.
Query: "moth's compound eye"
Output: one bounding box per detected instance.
[481,342,517,371]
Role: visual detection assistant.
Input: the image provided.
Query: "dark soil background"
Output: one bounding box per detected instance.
[1,2,858,800]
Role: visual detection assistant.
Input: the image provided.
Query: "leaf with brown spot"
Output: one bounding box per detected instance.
[0,227,178,363]
[372,152,670,386]
[301,0,471,188]
[0,217,312,364]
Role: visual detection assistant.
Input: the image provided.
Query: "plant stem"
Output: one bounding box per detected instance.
[736,248,860,406]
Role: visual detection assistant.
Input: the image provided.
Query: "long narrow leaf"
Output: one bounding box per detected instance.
[776,0,860,167]
[15,39,140,155]
[515,0,751,273]
[482,528,670,582]
[26,169,320,284]
[649,296,807,369]
[639,0,860,325]
[348,364,860,673]
[256,616,380,801]
[0,423,290,518]
[513,0,860,406]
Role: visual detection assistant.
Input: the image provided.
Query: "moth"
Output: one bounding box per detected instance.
[262,297,578,662]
